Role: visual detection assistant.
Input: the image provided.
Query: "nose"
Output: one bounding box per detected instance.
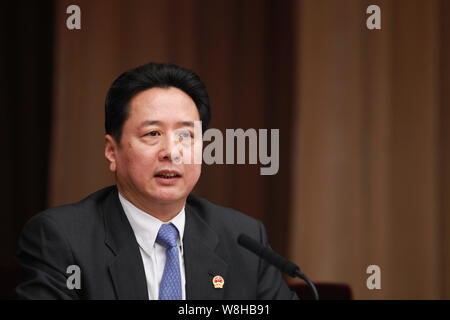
[158,134,182,163]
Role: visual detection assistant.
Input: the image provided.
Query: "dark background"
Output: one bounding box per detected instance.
[1,0,449,299]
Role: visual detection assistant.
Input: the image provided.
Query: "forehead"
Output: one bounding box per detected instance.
[128,87,199,122]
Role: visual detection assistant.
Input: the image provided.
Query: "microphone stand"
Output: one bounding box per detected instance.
[294,269,319,301]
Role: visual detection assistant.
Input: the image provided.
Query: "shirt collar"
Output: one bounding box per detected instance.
[118,192,185,256]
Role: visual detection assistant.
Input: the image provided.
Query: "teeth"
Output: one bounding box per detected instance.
[158,173,177,178]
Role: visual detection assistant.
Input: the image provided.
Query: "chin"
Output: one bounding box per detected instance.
[150,191,186,204]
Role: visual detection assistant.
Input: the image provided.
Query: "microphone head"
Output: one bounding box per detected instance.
[237,233,301,277]
[237,233,319,300]
[237,234,260,253]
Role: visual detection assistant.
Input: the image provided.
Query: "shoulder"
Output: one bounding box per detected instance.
[186,193,264,240]
[22,186,116,236]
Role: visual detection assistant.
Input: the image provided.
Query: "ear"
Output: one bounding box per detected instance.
[105,134,118,172]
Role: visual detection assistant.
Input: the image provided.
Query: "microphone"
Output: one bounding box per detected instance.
[237,233,319,300]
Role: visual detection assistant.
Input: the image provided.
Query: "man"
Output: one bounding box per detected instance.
[15,62,297,300]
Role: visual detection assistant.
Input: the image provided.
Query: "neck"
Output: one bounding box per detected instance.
[117,186,185,222]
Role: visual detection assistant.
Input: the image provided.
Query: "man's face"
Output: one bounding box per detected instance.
[105,87,202,208]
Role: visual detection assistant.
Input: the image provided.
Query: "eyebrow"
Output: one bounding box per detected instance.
[139,120,195,128]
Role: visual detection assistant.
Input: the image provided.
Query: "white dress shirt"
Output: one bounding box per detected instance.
[118,192,186,300]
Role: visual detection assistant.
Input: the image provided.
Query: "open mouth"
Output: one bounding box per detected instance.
[154,170,182,180]
[155,173,181,179]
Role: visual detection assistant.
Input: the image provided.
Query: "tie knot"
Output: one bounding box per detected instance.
[156,223,179,248]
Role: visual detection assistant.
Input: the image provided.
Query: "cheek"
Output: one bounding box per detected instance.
[117,145,158,176]
[184,164,201,186]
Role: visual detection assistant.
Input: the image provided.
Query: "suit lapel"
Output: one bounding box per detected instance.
[101,187,228,300]
[183,202,228,300]
[102,187,148,300]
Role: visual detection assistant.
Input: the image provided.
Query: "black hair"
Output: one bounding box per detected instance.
[105,62,211,142]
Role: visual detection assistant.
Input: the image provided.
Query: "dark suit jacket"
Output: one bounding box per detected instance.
[15,185,297,300]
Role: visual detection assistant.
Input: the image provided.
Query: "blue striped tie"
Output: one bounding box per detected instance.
[156,223,182,300]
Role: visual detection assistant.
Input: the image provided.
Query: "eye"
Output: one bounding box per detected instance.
[177,130,194,142]
[179,131,191,138]
[145,130,161,137]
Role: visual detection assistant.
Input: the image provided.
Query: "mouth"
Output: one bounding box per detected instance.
[154,170,182,180]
